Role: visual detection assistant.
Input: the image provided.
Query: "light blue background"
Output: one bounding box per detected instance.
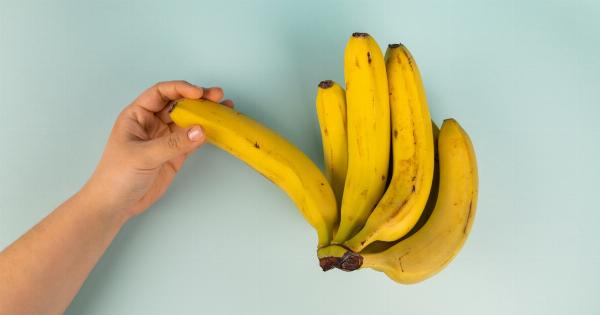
[1,0,599,314]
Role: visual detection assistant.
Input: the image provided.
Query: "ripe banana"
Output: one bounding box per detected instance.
[340,119,478,284]
[343,43,434,252]
[316,80,348,204]
[358,121,440,255]
[333,32,391,243]
[318,121,439,270]
[169,99,338,247]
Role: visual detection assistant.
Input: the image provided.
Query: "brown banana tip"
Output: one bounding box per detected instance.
[442,118,457,124]
[388,43,403,48]
[167,100,177,113]
[338,252,364,272]
[352,32,370,38]
[318,80,334,89]
[319,256,342,272]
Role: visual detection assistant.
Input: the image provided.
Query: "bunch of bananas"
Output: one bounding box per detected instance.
[169,32,478,284]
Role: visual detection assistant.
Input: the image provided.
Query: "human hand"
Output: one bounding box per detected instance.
[82,80,233,219]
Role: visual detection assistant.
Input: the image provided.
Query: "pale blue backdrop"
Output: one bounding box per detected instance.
[1,0,599,314]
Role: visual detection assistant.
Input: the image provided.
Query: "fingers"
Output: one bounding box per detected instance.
[155,86,233,124]
[221,99,235,108]
[133,80,204,113]
[203,87,224,102]
[140,125,206,168]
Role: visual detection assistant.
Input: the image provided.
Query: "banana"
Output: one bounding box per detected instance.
[359,121,441,255]
[318,121,439,269]
[333,32,391,243]
[169,99,338,247]
[343,43,434,252]
[316,80,348,204]
[339,119,478,284]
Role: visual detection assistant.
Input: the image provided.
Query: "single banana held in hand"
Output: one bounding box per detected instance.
[169,99,338,247]
[341,119,478,284]
[334,33,391,243]
[316,80,348,204]
[343,44,435,252]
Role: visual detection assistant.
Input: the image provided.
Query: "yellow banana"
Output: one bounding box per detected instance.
[333,32,391,243]
[358,121,440,255]
[318,121,438,269]
[169,99,338,247]
[343,43,434,252]
[316,80,348,204]
[339,119,478,284]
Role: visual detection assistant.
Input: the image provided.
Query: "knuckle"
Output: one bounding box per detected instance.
[166,134,182,150]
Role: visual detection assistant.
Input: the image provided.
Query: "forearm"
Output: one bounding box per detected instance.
[0,187,130,315]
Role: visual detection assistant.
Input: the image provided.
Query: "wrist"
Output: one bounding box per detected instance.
[76,179,134,225]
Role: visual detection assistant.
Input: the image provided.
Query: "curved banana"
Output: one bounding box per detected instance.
[333,32,391,243]
[169,99,338,247]
[340,119,478,284]
[358,121,441,255]
[316,80,348,204]
[343,43,434,252]
[318,121,439,270]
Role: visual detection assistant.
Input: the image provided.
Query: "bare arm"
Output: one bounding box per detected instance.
[0,81,233,315]
[0,188,128,315]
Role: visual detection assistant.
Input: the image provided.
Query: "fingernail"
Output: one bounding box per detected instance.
[187,126,204,141]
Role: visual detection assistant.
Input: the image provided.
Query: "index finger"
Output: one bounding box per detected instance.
[132,80,204,113]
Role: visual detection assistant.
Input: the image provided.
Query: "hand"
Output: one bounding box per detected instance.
[82,80,234,218]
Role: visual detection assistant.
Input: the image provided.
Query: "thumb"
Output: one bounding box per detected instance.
[143,125,206,166]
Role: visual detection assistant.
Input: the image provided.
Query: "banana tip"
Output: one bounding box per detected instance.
[318,80,334,89]
[352,32,370,38]
[388,43,403,49]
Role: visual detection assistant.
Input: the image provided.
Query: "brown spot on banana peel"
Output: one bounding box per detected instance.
[463,200,473,234]
[397,251,410,272]
[254,142,260,149]
[393,129,398,138]
[367,52,372,64]
[407,55,415,72]
[412,126,418,145]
